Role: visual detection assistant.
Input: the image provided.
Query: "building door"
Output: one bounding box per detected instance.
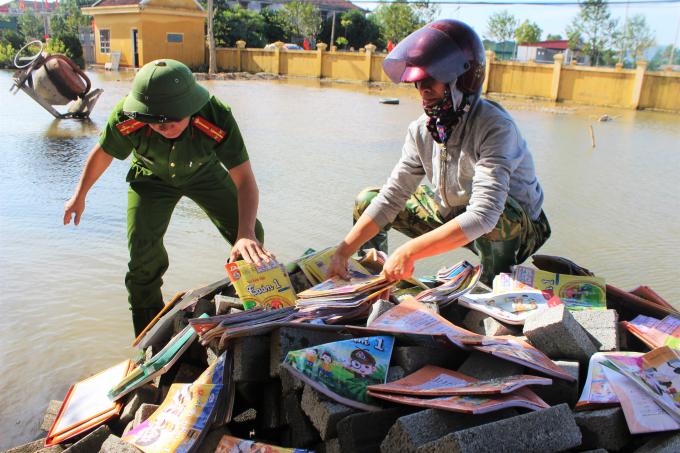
[132,29,139,67]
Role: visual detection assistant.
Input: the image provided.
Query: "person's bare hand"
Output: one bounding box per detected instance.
[381,245,415,281]
[63,195,85,225]
[229,236,274,266]
[327,249,351,280]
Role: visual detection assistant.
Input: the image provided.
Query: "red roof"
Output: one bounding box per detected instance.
[304,0,361,11]
[519,40,569,50]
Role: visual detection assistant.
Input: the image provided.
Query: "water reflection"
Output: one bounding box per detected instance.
[0,68,679,449]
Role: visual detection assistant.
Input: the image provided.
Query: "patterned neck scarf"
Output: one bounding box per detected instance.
[423,86,466,145]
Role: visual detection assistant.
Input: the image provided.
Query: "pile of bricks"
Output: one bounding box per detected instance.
[5,281,680,453]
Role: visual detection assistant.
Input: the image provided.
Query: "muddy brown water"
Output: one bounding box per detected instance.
[0,69,678,448]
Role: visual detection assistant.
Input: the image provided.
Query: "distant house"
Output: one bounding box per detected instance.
[81,0,207,69]
[516,40,573,64]
[226,0,361,20]
[0,0,58,16]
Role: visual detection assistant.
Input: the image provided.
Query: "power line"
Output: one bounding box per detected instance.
[349,0,680,5]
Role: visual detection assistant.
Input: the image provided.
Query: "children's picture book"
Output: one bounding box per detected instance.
[601,365,680,434]
[622,315,680,350]
[458,289,559,325]
[368,387,550,414]
[607,347,680,423]
[282,336,394,411]
[214,435,313,453]
[296,246,370,285]
[109,315,206,401]
[122,383,221,452]
[45,360,134,446]
[512,265,606,311]
[576,352,643,410]
[225,260,297,310]
[415,261,481,307]
[367,365,551,396]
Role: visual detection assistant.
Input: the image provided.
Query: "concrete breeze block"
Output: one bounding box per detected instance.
[457,351,525,380]
[100,435,142,453]
[533,360,580,407]
[40,400,63,432]
[523,305,598,361]
[233,335,271,382]
[573,407,631,451]
[281,393,320,448]
[572,309,619,351]
[338,408,412,453]
[392,346,466,375]
[633,431,680,453]
[3,439,64,453]
[300,385,356,440]
[418,404,581,453]
[63,425,112,453]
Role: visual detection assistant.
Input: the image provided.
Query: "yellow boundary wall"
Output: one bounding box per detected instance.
[214,43,680,112]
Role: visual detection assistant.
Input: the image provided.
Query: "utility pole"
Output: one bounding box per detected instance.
[207,0,217,74]
[330,10,336,49]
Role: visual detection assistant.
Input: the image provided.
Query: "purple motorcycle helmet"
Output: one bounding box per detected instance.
[382,19,486,96]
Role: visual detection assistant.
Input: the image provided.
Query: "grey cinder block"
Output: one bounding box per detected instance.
[39,400,63,432]
[100,435,142,452]
[3,438,64,453]
[62,425,112,453]
[338,408,411,453]
[119,385,159,426]
[418,404,581,453]
[314,438,342,453]
[633,431,680,453]
[279,362,304,395]
[523,305,598,361]
[533,360,580,407]
[392,346,465,375]
[572,309,619,351]
[233,335,271,382]
[387,366,406,383]
[132,403,158,428]
[300,385,356,440]
[457,351,524,380]
[281,393,320,448]
[574,407,631,451]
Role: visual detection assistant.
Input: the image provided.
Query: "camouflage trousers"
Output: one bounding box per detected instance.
[354,185,551,285]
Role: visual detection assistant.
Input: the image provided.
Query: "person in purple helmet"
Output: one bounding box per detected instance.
[328,19,550,285]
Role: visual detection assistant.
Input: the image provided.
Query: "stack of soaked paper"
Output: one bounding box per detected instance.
[294,274,394,324]
[225,260,297,310]
[621,314,680,350]
[123,351,234,453]
[296,246,370,285]
[189,306,297,347]
[414,261,481,307]
[511,265,607,311]
[282,336,395,411]
[367,365,551,414]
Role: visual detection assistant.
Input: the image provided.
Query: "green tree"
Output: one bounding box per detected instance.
[45,37,67,55]
[546,33,563,41]
[619,14,655,63]
[261,8,288,44]
[18,9,44,42]
[50,0,89,37]
[412,1,440,24]
[485,10,518,43]
[0,41,15,68]
[214,6,267,47]
[648,44,680,70]
[319,11,384,49]
[373,0,422,43]
[514,20,542,44]
[566,0,619,66]
[279,1,322,42]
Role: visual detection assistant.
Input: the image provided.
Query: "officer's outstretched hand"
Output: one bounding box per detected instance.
[230,236,275,266]
[381,244,416,282]
[64,195,85,226]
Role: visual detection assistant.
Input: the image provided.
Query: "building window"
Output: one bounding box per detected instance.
[99,29,110,54]
[167,33,183,43]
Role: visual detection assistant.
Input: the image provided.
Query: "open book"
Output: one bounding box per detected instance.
[368,365,551,396]
[576,351,643,410]
[458,289,559,325]
[622,315,680,350]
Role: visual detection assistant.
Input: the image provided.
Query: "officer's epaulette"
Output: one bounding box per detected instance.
[116,118,146,136]
[192,116,226,143]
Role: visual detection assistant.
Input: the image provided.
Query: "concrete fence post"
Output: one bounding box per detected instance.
[483,50,495,94]
[631,60,647,109]
[316,42,327,79]
[273,41,284,75]
[235,40,246,72]
[550,53,564,101]
[365,43,376,82]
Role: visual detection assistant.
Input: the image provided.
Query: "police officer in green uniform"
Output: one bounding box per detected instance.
[64,59,272,335]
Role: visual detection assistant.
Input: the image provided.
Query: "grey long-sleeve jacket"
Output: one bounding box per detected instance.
[363,95,544,242]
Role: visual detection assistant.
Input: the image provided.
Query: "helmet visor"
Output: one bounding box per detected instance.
[383,25,468,84]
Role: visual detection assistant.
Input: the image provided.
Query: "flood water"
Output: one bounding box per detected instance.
[0,69,678,448]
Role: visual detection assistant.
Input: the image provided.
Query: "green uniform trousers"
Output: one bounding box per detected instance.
[354,185,550,286]
[126,163,264,334]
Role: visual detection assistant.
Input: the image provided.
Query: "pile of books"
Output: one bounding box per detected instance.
[294,274,394,324]
[621,314,680,350]
[414,260,481,307]
[295,247,370,285]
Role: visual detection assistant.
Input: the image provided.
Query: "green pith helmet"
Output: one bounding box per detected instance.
[123,59,209,123]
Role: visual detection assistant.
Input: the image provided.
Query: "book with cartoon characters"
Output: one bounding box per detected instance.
[282,336,395,411]
[225,260,297,310]
[296,246,370,285]
[458,289,559,325]
[622,315,680,350]
[512,265,606,311]
[576,351,643,410]
[214,435,312,453]
[367,365,551,396]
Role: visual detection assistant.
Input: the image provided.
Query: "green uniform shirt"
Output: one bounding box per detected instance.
[99,95,249,185]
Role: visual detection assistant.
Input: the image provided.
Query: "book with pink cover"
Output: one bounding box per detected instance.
[621,315,680,350]
[367,365,551,396]
[368,387,550,414]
